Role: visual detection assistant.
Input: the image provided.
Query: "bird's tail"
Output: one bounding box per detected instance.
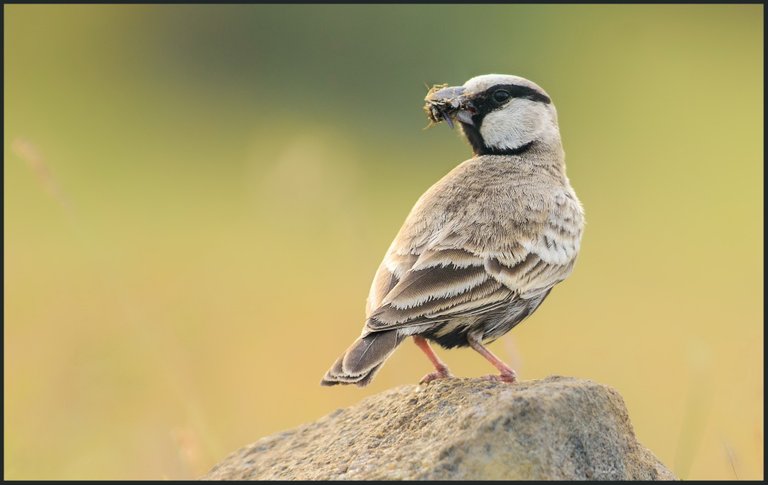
[320,330,402,387]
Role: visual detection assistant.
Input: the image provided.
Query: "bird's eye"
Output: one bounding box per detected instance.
[492,90,511,103]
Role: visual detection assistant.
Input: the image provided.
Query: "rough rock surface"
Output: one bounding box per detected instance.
[203,376,675,480]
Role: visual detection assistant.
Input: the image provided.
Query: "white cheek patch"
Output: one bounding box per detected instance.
[479,101,546,151]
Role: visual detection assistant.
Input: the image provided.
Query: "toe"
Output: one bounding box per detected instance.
[482,373,517,384]
[419,368,453,384]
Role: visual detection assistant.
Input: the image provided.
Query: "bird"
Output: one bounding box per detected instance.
[321,74,584,387]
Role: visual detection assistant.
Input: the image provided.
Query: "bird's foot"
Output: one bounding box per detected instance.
[482,369,518,384]
[419,366,453,385]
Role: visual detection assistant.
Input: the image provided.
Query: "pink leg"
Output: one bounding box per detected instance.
[413,336,453,384]
[467,332,517,383]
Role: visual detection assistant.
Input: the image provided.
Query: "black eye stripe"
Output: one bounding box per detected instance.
[475,83,551,107]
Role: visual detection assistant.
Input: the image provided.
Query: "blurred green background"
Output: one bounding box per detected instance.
[4,4,762,480]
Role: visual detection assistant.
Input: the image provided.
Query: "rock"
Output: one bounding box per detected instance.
[203,376,675,480]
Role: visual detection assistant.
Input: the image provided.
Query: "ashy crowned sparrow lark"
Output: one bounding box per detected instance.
[321,74,584,386]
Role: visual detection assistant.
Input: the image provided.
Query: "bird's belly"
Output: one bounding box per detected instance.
[421,289,552,349]
[421,317,476,348]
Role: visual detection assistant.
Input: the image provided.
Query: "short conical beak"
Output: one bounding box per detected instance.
[424,85,475,127]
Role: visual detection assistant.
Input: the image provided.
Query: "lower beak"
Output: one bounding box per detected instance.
[454,110,475,125]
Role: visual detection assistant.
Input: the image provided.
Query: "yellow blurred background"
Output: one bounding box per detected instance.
[4,4,762,480]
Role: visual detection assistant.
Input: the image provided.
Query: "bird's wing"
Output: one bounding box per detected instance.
[366,248,513,331]
[365,210,580,332]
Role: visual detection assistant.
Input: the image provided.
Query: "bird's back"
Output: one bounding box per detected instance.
[391,153,579,257]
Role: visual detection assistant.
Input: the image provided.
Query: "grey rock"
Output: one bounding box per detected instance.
[203,376,675,480]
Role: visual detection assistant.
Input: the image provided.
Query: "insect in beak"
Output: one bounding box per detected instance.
[424,85,475,128]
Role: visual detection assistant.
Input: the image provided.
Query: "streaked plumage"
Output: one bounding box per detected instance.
[322,74,584,387]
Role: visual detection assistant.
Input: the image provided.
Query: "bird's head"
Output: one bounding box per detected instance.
[424,74,559,156]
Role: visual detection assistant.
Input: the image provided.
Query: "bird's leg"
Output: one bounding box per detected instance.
[467,332,517,383]
[413,336,453,384]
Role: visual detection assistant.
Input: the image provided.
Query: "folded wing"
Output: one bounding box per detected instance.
[365,212,580,332]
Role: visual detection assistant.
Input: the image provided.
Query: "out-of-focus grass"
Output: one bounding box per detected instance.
[4,5,763,480]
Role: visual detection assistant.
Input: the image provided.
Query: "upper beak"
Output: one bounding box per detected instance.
[425,85,466,104]
[424,85,476,127]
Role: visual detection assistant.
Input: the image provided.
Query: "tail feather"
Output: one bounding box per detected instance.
[321,331,401,387]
